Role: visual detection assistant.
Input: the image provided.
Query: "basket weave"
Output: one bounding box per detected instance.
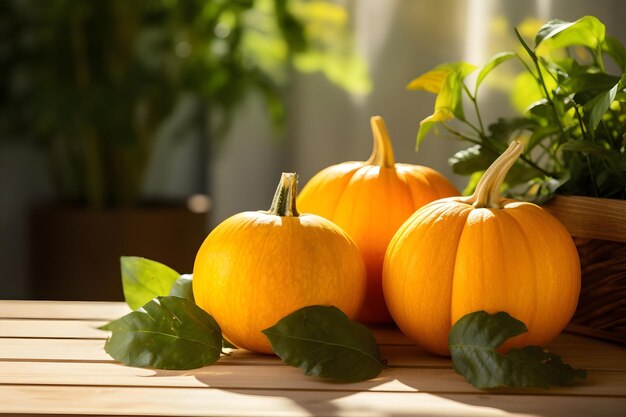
[544,195,626,346]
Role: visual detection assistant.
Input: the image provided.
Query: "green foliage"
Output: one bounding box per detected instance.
[101,296,222,370]
[449,311,587,389]
[410,16,626,201]
[119,256,235,350]
[0,0,369,207]
[169,273,195,302]
[262,305,384,382]
[121,256,181,310]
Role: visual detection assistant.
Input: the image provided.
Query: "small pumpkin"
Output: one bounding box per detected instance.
[297,116,458,323]
[383,141,581,356]
[193,172,366,354]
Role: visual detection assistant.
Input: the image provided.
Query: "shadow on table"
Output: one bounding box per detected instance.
[192,368,382,416]
[145,337,595,417]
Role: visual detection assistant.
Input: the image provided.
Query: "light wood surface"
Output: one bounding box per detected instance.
[1,300,625,417]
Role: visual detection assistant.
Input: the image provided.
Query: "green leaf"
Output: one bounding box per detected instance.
[448,145,497,175]
[449,311,587,389]
[603,35,626,71]
[437,62,477,120]
[262,305,383,382]
[169,274,194,302]
[222,338,237,349]
[408,62,475,93]
[527,125,560,151]
[407,68,449,93]
[475,52,515,94]
[414,62,477,148]
[416,109,452,149]
[561,140,622,172]
[535,16,605,50]
[121,257,181,310]
[584,73,626,133]
[166,274,235,349]
[532,175,570,205]
[559,73,621,97]
[100,296,222,370]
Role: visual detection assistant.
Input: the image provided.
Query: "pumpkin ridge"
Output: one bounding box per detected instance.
[449,207,483,338]
[500,207,538,346]
[297,162,363,219]
[335,165,378,233]
[328,165,366,222]
[396,165,438,210]
[504,204,580,343]
[434,203,473,354]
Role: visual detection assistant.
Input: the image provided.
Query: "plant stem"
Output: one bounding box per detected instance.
[445,124,555,178]
[441,123,481,143]
[463,84,486,135]
[583,153,599,197]
[367,116,396,168]
[515,53,536,78]
[514,29,566,134]
[469,141,524,208]
[571,104,598,196]
[572,104,591,142]
[268,173,300,217]
[594,47,606,72]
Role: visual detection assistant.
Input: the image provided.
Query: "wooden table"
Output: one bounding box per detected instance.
[1,300,625,416]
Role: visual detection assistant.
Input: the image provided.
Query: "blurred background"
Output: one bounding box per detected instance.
[1,0,625,300]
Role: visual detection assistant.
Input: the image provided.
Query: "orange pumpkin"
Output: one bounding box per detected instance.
[193,173,366,354]
[383,141,581,356]
[297,116,458,323]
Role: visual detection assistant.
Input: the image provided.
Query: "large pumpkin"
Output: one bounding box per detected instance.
[297,116,458,323]
[193,173,366,354]
[383,141,581,356]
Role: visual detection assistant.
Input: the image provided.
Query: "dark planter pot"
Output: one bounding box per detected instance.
[30,205,209,301]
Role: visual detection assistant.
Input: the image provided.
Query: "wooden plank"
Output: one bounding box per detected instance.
[1,336,624,371]
[0,319,107,339]
[0,300,130,320]
[1,360,624,397]
[0,338,449,368]
[0,319,412,346]
[0,385,624,417]
[1,316,619,352]
[544,195,626,242]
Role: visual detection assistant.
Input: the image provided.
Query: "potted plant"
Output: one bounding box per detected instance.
[409,16,626,344]
[0,0,369,300]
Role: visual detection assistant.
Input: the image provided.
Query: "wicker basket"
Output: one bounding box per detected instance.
[544,195,626,345]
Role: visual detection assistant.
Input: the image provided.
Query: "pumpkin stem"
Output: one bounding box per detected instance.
[367,116,396,168]
[268,172,300,217]
[470,141,524,209]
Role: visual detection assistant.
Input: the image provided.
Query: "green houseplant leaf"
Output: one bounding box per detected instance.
[121,256,181,310]
[449,311,587,389]
[410,62,477,148]
[559,73,622,97]
[262,305,384,382]
[411,15,626,201]
[603,35,626,71]
[169,274,194,302]
[448,145,497,175]
[535,16,605,50]
[100,296,222,370]
[475,51,515,94]
[584,74,626,134]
